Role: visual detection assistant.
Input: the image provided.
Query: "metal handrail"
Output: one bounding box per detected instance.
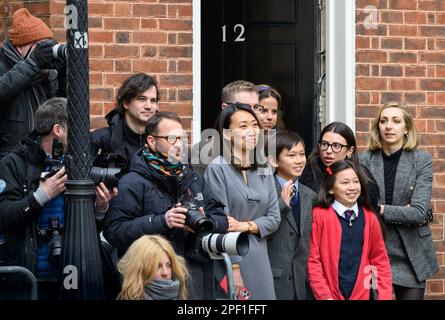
[0,266,38,300]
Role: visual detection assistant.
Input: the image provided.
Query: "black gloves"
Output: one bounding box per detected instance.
[29,41,54,69]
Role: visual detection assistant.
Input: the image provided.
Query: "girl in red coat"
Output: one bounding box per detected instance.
[308,160,392,300]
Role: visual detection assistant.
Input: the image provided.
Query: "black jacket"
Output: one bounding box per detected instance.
[0,131,46,272]
[103,150,229,299]
[103,149,228,257]
[0,42,66,157]
[90,109,145,169]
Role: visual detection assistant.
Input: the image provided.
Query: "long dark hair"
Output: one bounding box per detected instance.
[308,122,359,179]
[316,160,386,238]
[214,103,267,170]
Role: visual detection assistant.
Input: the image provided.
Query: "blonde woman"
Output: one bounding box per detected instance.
[360,102,438,300]
[117,235,188,300]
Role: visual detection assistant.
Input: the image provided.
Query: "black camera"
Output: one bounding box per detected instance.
[91,152,127,190]
[42,139,69,180]
[183,201,214,232]
[47,217,62,265]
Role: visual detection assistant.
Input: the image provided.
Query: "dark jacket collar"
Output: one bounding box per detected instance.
[106,109,145,158]
[12,130,46,166]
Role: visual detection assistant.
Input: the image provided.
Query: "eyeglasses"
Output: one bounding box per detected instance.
[224,102,265,113]
[319,141,349,153]
[152,135,188,145]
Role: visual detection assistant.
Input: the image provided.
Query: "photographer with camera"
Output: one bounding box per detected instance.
[0,98,115,299]
[0,8,66,158]
[91,73,159,170]
[103,112,229,299]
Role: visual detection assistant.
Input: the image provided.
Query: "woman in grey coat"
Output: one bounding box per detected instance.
[204,103,280,300]
[360,102,438,300]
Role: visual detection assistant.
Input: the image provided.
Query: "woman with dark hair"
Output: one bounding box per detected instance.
[256,84,287,132]
[204,103,280,300]
[307,160,392,300]
[360,102,438,300]
[300,121,380,215]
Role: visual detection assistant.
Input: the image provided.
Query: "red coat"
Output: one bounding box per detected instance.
[307,206,392,300]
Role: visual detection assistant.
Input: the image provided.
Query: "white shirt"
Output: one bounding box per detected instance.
[332,200,359,221]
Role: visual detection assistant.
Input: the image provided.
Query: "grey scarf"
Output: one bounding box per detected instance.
[144,279,180,300]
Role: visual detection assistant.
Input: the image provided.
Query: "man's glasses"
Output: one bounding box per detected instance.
[225,102,265,113]
[153,135,188,145]
[319,141,349,153]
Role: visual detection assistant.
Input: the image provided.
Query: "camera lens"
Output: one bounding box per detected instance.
[52,44,67,59]
[201,232,249,256]
[91,166,122,189]
[186,209,213,232]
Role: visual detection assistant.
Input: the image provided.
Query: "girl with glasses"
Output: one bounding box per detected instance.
[300,122,381,218]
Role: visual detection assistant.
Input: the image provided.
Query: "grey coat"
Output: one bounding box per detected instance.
[204,156,281,300]
[360,150,438,285]
[267,177,316,300]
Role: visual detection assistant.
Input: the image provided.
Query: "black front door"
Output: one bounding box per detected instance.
[201,0,318,151]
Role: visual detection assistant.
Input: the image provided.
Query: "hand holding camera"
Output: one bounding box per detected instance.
[29,40,55,69]
[95,182,118,212]
[39,166,67,200]
[165,203,189,229]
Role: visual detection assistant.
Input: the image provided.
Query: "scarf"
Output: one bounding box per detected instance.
[143,279,180,300]
[142,147,184,177]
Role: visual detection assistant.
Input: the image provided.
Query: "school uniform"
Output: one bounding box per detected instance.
[267,175,317,299]
[308,202,392,300]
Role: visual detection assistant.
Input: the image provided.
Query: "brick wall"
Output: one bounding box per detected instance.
[47,0,193,131]
[356,0,445,298]
[2,0,444,299]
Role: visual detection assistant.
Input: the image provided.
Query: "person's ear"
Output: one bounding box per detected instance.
[347,146,355,159]
[147,135,156,150]
[328,189,334,195]
[52,124,62,138]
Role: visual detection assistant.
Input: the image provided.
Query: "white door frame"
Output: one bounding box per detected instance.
[325,0,356,130]
[192,0,202,145]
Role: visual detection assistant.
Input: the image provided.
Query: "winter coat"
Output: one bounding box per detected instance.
[0,40,66,157]
[90,109,145,170]
[0,131,46,272]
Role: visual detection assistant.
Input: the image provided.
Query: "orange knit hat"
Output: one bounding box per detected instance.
[8,8,53,46]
